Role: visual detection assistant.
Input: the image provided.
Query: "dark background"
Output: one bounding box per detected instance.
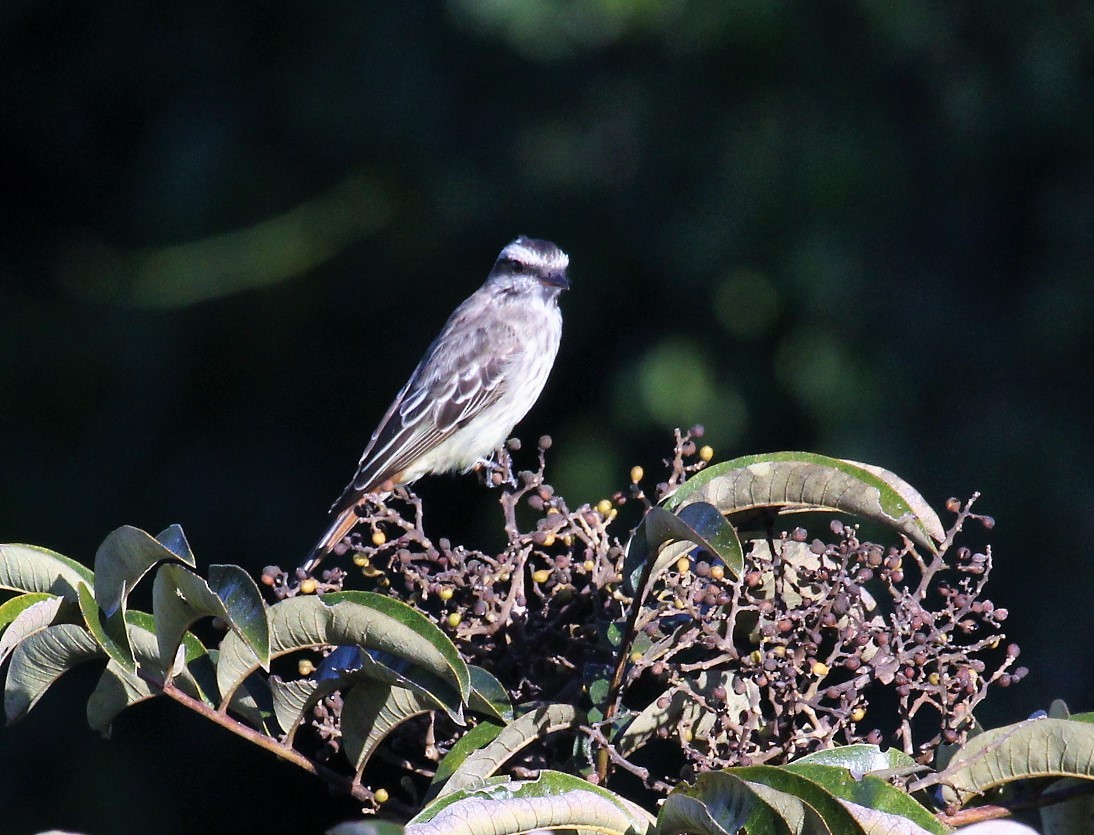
[2,3,1092,833]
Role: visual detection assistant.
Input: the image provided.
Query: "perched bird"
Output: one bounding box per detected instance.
[301,236,570,574]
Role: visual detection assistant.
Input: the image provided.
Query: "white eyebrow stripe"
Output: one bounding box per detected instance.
[500,241,570,271]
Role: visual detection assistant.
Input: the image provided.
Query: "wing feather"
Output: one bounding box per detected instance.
[329,307,521,515]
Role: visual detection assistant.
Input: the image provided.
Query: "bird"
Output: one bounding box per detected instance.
[300,235,570,575]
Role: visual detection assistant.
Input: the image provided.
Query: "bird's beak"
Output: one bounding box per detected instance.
[540,271,571,290]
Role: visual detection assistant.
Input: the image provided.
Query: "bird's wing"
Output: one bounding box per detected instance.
[329,315,519,515]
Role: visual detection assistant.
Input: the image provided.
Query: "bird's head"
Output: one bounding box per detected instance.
[487,236,570,297]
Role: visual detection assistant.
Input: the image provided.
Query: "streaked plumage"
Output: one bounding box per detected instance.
[301,236,569,573]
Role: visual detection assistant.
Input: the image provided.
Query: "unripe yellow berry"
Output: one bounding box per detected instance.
[374,788,389,804]
[850,707,866,722]
[596,499,613,516]
[710,564,725,580]
[812,661,830,677]
[772,645,786,658]
[446,612,462,628]
[630,465,644,484]
[298,658,315,676]
[542,532,556,547]
[353,554,369,567]
[299,578,318,595]
[699,445,714,462]
[928,672,941,686]
[371,531,386,546]
[532,569,551,584]
[438,587,454,601]
[583,560,595,572]
[676,556,690,574]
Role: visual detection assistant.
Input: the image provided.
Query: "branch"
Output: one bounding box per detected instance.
[144,672,373,804]
[937,779,1094,827]
[582,725,673,794]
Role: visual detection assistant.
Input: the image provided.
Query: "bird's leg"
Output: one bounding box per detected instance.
[474,445,518,488]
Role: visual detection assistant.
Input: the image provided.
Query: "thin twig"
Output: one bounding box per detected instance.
[582,725,673,793]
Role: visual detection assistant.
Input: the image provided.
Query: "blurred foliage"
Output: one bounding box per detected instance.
[1,2,1092,833]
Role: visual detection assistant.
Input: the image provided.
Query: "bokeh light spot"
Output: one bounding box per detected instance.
[713,268,780,340]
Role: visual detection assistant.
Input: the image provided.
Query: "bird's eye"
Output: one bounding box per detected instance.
[509,259,525,273]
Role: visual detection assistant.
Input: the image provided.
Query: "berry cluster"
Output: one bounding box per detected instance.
[261,430,1017,791]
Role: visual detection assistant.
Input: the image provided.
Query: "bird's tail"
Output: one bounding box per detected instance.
[299,505,359,575]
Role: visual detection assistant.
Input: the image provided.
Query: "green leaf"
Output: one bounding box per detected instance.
[215,594,469,711]
[1048,699,1071,719]
[836,801,942,834]
[0,595,80,669]
[437,704,584,799]
[729,766,868,835]
[0,543,94,598]
[468,665,512,722]
[94,525,180,617]
[350,649,465,724]
[793,744,921,777]
[663,452,944,553]
[208,565,269,661]
[152,563,269,673]
[229,670,277,734]
[936,717,1094,804]
[155,524,196,565]
[152,564,214,668]
[274,642,467,746]
[323,591,470,698]
[785,764,946,834]
[77,581,135,672]
[1040,777,1094,835]
[341,680,440,779]
[409,770,654,834]
[659,771,803,835]
[86,662,156,736]
[85,610,220,734]
[624,502,744,595]
[586,663,613,711]
[269,675,328,738]
[427,721,505,801]
[0,592,56,634]
[4,623,104,722]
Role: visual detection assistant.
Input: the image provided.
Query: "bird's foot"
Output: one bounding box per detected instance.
[475,445,518,488]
